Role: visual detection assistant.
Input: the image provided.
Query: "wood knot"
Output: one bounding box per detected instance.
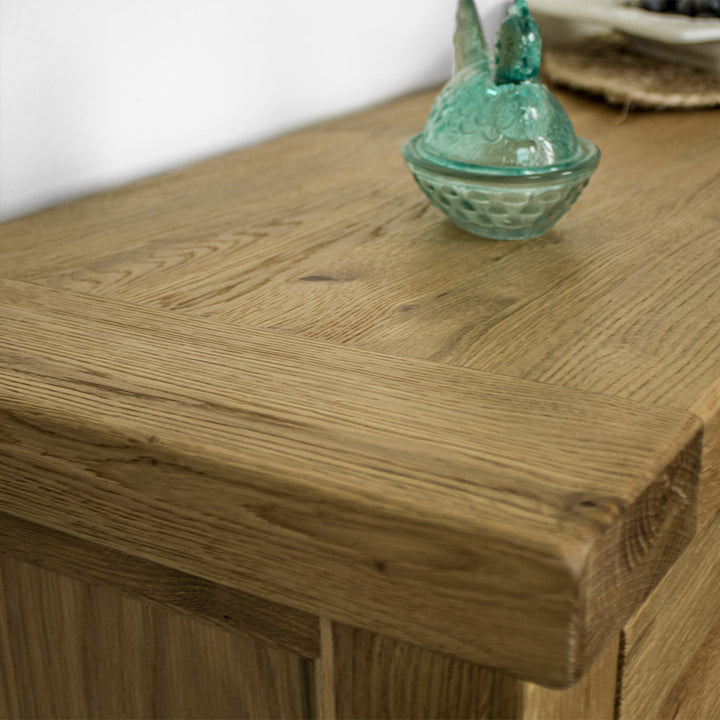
[300,275,338,282]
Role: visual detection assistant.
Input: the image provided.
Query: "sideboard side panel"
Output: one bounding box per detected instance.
[619,508,720,719]
[521,634,619,720]
[651,614,720,720]
[330,622,504,719]
[327,622,619,720]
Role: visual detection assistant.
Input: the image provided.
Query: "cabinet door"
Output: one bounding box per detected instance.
[0,554,313,719]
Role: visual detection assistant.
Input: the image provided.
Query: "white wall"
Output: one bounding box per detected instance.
[0,0,509,222]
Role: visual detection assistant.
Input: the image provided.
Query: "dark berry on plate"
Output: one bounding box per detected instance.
[676,0,699,14]
[639,0,672,10]
[635,0,720,18]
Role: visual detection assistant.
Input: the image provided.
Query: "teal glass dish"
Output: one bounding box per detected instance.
[402,0,600,240]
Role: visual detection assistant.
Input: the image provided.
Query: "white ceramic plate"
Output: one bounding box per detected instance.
[528,0,720,44]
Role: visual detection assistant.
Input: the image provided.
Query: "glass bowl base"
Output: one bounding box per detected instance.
[411,171,590,240]
[402,134,600,241]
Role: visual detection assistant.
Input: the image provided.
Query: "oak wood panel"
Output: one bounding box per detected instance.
[652,614,720,720]
[0,123,376,284]
[3,86,613,284]
[0,279,702,686]
[9,92,584,342]
[8,92,717,528]
[331,623,502,719]
[10,92,714,433]
[619,508,720,719]
[328,624,618,719]
[0,511,319,658]
[0,554,311,719]
[521,634,619,720]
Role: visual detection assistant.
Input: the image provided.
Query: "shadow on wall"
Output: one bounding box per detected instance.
[0,0,510,222]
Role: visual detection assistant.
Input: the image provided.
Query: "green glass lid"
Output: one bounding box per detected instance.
[415,0,589,173]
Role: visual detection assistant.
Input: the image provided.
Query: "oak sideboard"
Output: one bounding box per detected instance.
[1,88,719,718]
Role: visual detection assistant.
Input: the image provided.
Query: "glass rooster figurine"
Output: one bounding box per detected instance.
[402,0,600,240]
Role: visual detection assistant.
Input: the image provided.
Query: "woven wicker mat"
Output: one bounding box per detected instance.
[543,34,720,109]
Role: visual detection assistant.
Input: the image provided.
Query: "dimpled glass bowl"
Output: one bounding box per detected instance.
[402,0,600,240]
[402,135,599,240]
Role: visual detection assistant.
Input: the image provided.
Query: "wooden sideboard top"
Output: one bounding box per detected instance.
[0,88,718,687]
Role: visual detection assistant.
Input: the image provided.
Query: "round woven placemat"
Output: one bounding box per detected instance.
[543,34,720,109]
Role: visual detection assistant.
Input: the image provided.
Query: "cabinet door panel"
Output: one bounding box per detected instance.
[0,555,312,719]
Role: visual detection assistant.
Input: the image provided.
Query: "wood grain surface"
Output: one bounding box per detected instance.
[330,623,502,719]
[520,633,619,720]
[0,554,311,719]
[618,508,720,719]
[1,86,719,706]
[328,623,618,719]
[0,511,319,659]
[651,614,720,720]
[3,90,717,533]
[0,278,702,686]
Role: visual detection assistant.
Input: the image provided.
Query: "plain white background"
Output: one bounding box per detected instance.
[0,0,510,222]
